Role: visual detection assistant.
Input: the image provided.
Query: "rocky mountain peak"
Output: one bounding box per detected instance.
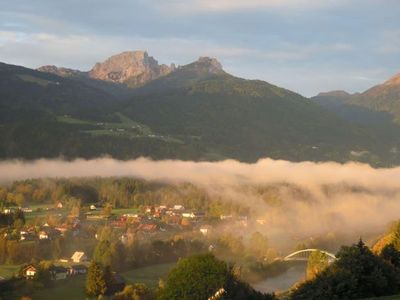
[194,57,223,74]
[383,73,400,87]
[89,50,175,87]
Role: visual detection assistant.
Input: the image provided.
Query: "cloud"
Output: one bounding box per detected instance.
[157,0,347,14]
[2,157,399,190]
[1,157,400,245]
[0,0,399,97]
[376,30,400,54]
[0,30,28,44]
[0,30,258,69]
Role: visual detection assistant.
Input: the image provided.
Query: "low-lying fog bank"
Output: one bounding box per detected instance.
[1,157,400,248]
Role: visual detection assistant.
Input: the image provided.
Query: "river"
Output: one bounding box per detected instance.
[253,264,306,294]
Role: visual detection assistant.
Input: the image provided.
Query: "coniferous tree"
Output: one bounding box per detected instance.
[291,239,400,300]
[380,244,400,269]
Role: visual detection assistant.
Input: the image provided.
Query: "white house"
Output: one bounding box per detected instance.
[182,212,196,218]
[23,265,37,279]
[173,205,184,211]
[3,208,12,214]
[39,231,49,240]
[71,251,87,263]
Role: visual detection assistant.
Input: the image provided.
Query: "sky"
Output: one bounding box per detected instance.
[0,0,399,96]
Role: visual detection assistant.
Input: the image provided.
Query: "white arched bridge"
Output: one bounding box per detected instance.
[283,249,337,262]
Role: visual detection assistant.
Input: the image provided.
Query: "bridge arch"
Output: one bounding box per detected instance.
[283,249,336,262]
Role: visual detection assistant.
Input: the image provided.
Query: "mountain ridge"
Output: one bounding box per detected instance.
[315,72,400,123]
[36,51,225,90]
[2,54,400,166]
[37,50,177,88]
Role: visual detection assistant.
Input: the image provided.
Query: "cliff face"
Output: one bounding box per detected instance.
[37,65,84,77]
[89,51,175,87]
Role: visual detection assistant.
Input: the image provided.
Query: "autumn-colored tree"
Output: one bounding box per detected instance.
[306,250,329,280]
[114,283,152,300]
[391,222,400,250]
[86,262,108,297]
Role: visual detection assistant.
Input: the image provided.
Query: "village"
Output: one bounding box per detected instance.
[0,201,265,289]
[0,178,277,299]
[3,202,252,242]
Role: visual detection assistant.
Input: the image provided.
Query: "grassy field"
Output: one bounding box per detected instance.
[57,112,183,143]
[87,207,139,217]
[0,264,20,279]
[56,115,94,125]
[5,262,176,300]
[112,207,140,215]
[24,275,86,300]
[24,204,68,222]
[121,262,176,287]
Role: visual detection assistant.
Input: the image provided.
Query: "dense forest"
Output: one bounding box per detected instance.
[2,60,400,166]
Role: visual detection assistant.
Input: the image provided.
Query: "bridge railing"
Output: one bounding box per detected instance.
[283,248,336,262]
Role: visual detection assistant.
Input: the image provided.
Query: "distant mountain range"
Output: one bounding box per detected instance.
[1,51,400,166]
[314,73,400,123]
[38,51,175,88]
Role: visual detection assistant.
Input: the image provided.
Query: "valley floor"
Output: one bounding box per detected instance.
[2,262,175,300]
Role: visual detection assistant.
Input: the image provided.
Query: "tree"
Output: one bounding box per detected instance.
[392,222,400,250]
[35,261,52,284]
[102,203,113,218]
[51,238,62,260]
[306,250,329,280]
[0,236,6,264]
[93,240,126,271]
[93,240,113,267]
[68,197,81,217]
[97,226,117,242]
[115,283,152,300]
[86,262,107,297]
[291,239,400,300]
[380,244,400,269]
[13,218,24,230]
[158,253,274,300]
[294,243,308,252]
[0,187,7,201]
[217,234,245,257]
[13,209,25,225]
[249,232,269,259]
[6,192,15,203]
[159,253,230,300]
[14,193,26,207]
[110,241,126,271]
